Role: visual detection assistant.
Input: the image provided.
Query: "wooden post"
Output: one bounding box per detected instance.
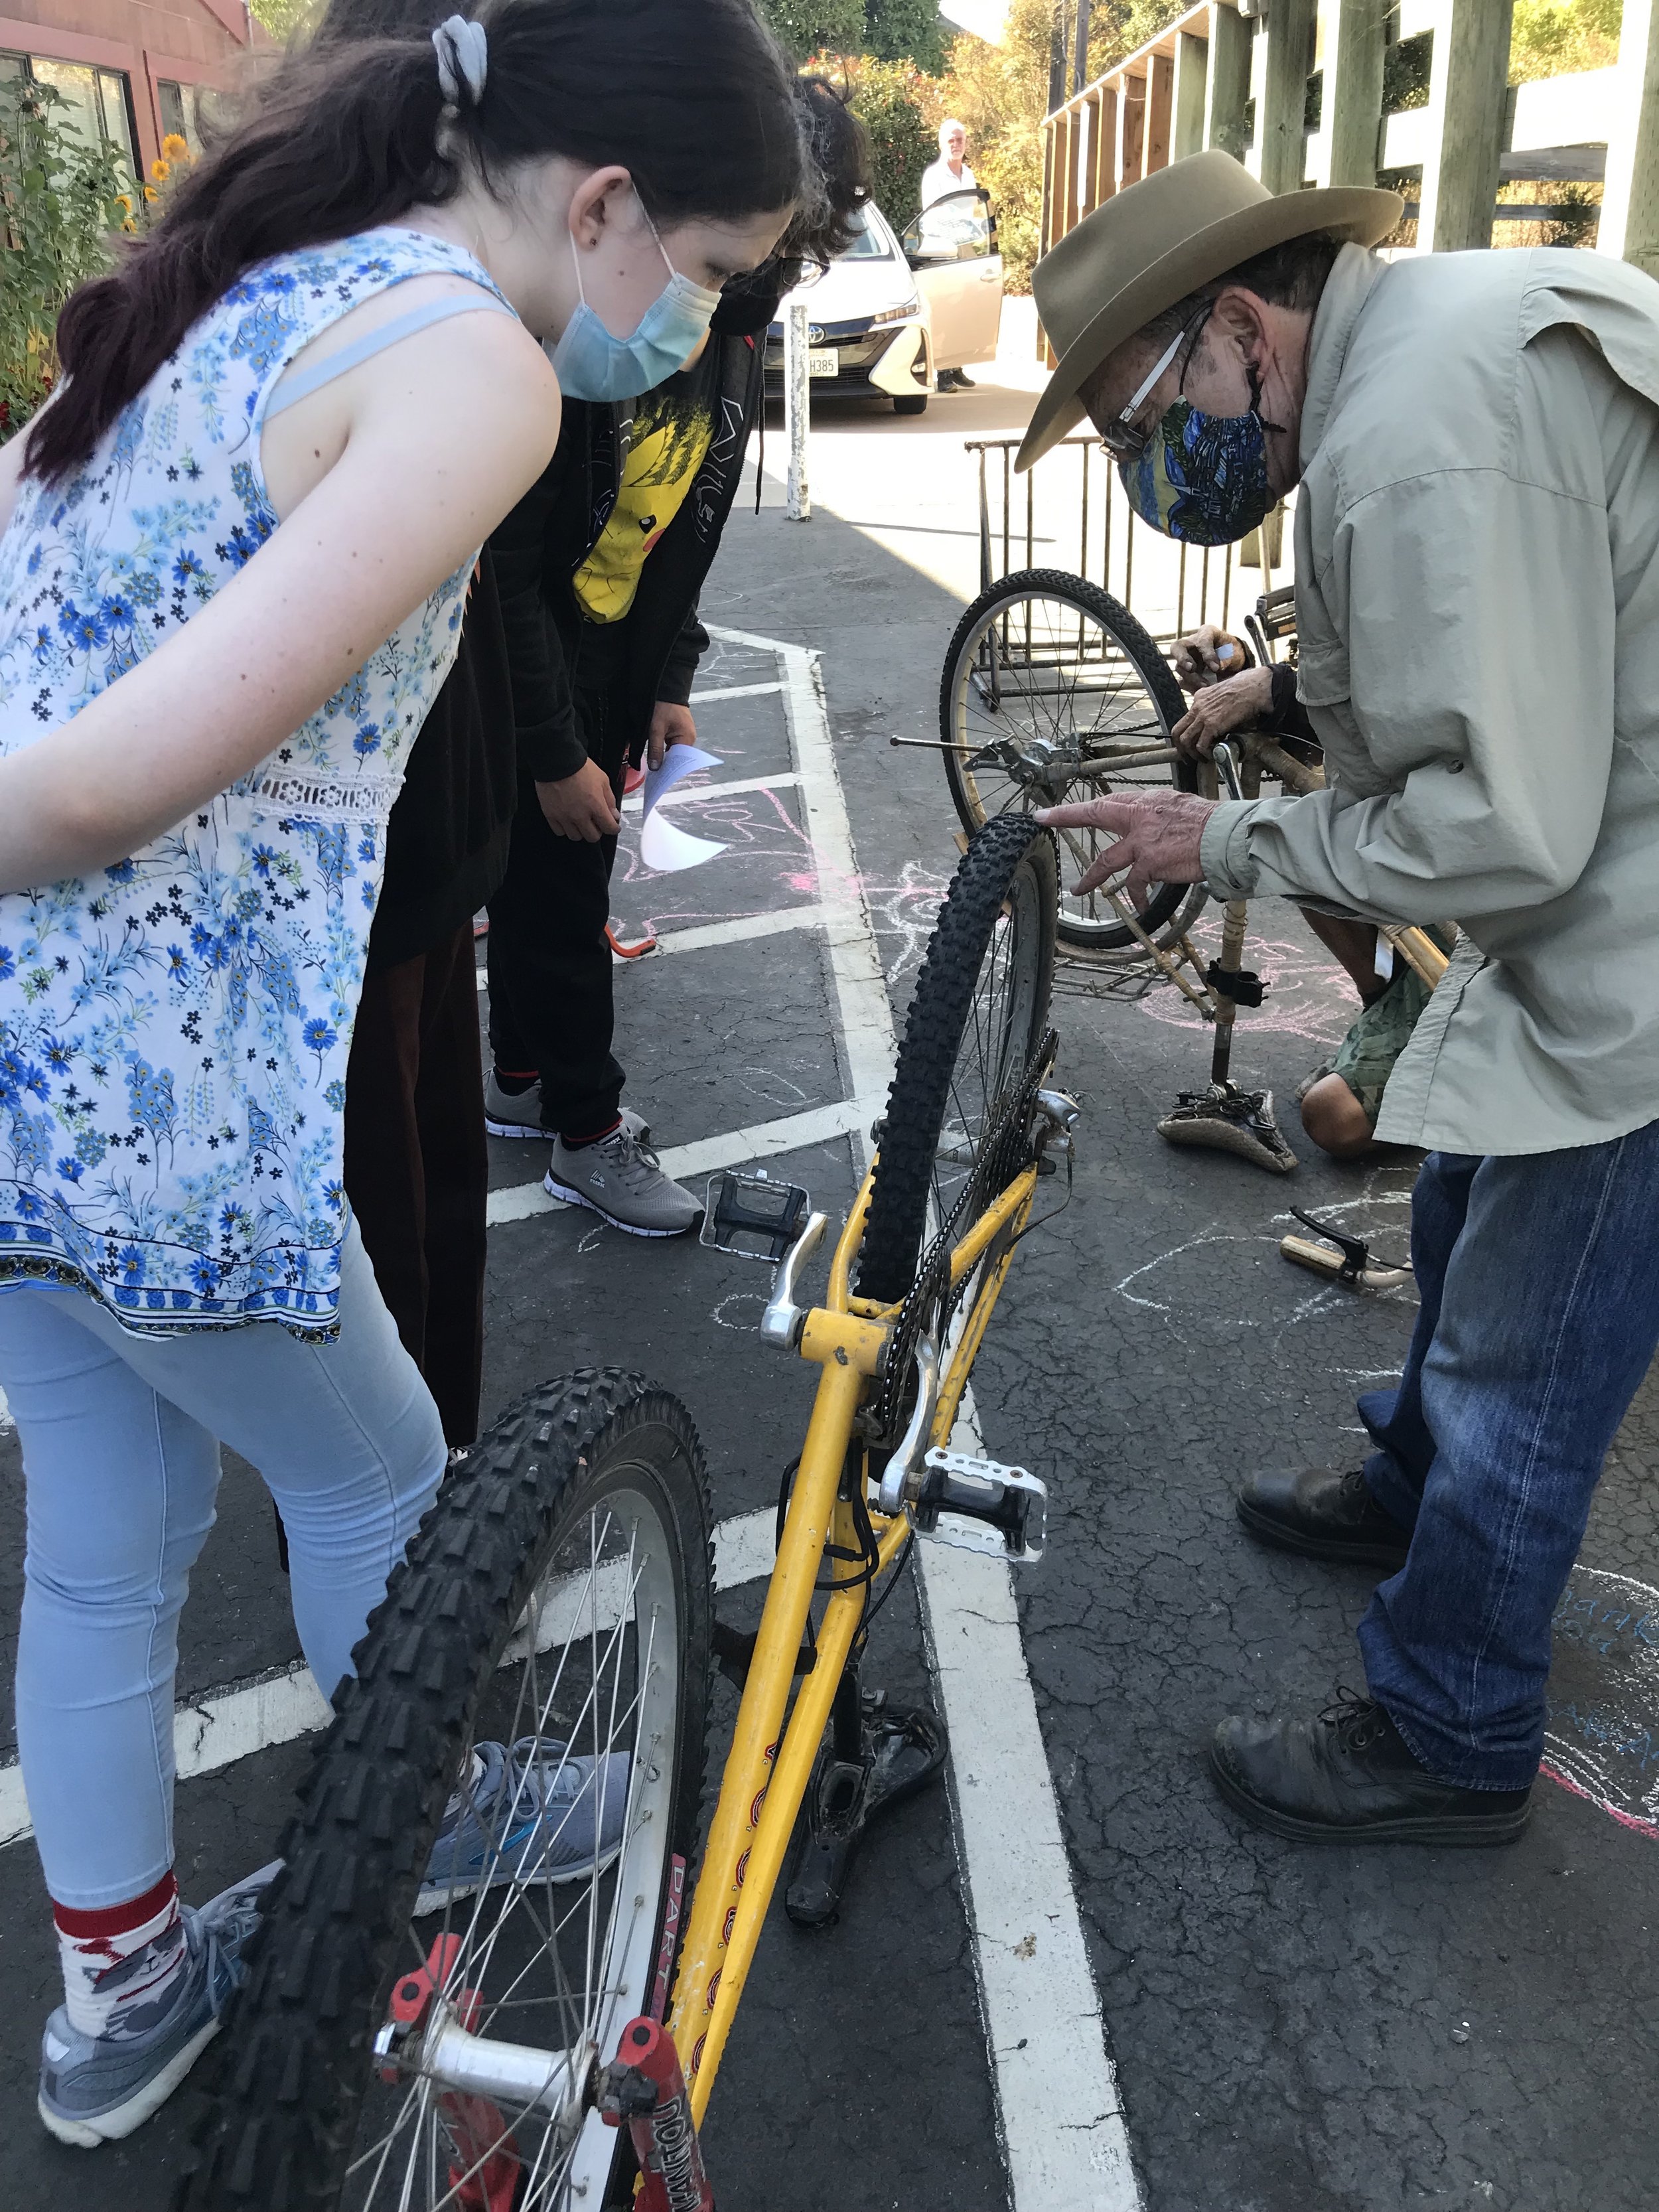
[1064,104,1082,232]
[1600,0,1659,278]
[1171,27,1209,161]
[1122,71,1147,186]
[1319,0,1386,186]
[1259,0,1316,193]
[1039,119,1055,256]
[1415,0,1514,252]
[1094,83,1119,201]
[1204,1,1252,160]
[1145,49,1175,174]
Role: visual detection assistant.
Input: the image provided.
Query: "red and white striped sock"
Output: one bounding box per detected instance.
[52,1872,188,2042]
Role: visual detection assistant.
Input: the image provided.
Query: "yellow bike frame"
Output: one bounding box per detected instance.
[666,1157,1040,2116]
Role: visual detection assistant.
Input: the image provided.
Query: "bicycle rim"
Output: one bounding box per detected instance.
[182,1376,711,2212]
[347,1479,680,2208]
[940,569,1195,948]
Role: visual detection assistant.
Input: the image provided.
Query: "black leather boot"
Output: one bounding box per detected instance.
[1210,1689,1532,1845]
[1236,1465,1412,1568]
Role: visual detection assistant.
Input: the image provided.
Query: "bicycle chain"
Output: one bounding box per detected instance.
[869,1028,1058,1447]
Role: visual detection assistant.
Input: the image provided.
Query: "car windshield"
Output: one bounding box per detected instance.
[842,206,896,261]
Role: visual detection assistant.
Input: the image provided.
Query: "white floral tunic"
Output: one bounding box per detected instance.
[0,227,510,1337]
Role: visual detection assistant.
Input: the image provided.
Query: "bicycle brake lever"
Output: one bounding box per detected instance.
[759,1211,828,1351]
[878,1331,940,1516]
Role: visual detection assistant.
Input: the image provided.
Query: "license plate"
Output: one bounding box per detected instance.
[808,348,839,378]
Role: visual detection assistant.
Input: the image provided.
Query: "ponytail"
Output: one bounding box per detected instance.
[28,0,803,483]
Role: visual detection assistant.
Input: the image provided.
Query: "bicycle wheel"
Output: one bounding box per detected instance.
[181,1370,713,2212]
[857,814,1056,1305]
[938,567,1199,949]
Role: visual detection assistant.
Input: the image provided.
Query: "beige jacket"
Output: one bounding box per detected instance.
[1198,242,1659,1154]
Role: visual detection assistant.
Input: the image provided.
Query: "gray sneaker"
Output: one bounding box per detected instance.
[415,1736,631,1916]
[544,1121,702,1238]
[485,1070,650,1147]
[38,1862,279,2148]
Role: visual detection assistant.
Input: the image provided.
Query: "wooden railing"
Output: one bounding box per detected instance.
[1039,0,1659,317]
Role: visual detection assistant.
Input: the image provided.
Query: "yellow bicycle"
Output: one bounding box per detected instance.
[182,814,1073,2211]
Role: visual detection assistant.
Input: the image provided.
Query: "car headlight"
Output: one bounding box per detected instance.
[869,298,922,328]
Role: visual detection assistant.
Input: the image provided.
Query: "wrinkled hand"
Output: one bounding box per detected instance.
[647,700,697,772]
[536,755,620,842]
[1171,664,1275,759]
[1035,788,1217,907]
[1171,625,1254,694]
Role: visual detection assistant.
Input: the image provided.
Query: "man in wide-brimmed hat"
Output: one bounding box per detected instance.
[1026,151,1659,1850]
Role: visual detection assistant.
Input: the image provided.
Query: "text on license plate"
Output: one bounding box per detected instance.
[808,349,839,378]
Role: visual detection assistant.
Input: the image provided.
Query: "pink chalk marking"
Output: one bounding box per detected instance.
[1538,1758,1659,1842]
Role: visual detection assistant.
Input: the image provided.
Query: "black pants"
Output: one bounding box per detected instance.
[486,626,630,1139]
[343,919,489,1447]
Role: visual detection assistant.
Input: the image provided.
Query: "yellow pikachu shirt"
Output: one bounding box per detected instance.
[572,356,719,624]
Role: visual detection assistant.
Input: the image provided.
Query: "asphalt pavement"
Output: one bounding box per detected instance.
[0,309,1654,2211]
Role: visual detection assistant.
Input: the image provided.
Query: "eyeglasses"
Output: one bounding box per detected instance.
[1096,305,1213,459]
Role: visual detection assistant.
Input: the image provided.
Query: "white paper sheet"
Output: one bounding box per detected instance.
[638,743,728,873]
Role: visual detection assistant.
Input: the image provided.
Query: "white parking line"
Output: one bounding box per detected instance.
[707,622,1141,2212]
[0,1510,780,1852]
[484,1098,878,1226]
[646,905,832,956]
[687,682,784,704]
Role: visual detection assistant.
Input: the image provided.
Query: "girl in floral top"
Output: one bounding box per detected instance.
[0,0,803,2148]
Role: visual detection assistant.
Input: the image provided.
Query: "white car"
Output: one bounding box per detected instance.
[764,190,1003,416]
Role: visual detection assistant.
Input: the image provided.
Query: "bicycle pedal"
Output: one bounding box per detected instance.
[701,1167,810,1262]
[914,1446,1046,1565]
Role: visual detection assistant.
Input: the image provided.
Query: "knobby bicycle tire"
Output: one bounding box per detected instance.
[938,567,1198,948]
[857,815,1056,1306]
[177,1369,713,2212]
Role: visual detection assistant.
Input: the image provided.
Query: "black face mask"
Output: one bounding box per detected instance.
[712,253,814,338]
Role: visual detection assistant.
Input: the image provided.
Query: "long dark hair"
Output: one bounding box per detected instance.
[28,0,803,483]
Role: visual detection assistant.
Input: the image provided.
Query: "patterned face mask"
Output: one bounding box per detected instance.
[1116,396,1275,547]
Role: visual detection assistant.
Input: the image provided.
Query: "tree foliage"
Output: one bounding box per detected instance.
[1508,0,1622,80]
[755,0,865,62]
[0,78,131,439]
[826,53,938,223]
[864,0,947,73]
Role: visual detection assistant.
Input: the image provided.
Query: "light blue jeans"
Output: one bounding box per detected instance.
[0,1223,445,1909]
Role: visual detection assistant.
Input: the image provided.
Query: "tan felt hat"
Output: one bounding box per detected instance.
[1017,149,1402,473]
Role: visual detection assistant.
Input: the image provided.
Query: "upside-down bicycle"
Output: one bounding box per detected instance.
[180,812,1072,2210]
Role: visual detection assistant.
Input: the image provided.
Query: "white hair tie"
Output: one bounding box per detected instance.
[433,15,488,109]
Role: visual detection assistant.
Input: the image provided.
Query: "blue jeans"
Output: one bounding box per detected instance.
[1358,1124,1659,1790]
[0,1223,445,1909]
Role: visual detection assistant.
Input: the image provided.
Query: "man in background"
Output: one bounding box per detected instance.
[922,119,979,390]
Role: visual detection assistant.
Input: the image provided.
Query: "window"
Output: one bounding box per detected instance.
[0,52,136,177]
[841,206,897,262]
[157,78,204,155]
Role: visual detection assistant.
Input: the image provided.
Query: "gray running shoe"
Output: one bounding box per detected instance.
[38,1862,279,2148]
[544,1121,701,1238]
[416,1737,631,1916]
[485,1070,650,1147]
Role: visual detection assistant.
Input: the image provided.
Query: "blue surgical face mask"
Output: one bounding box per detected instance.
[1117,396,1275,547]
[551,200,722,404]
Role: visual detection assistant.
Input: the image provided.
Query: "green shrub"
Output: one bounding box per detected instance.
[0,78,130,440]
[842,56,936,228]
